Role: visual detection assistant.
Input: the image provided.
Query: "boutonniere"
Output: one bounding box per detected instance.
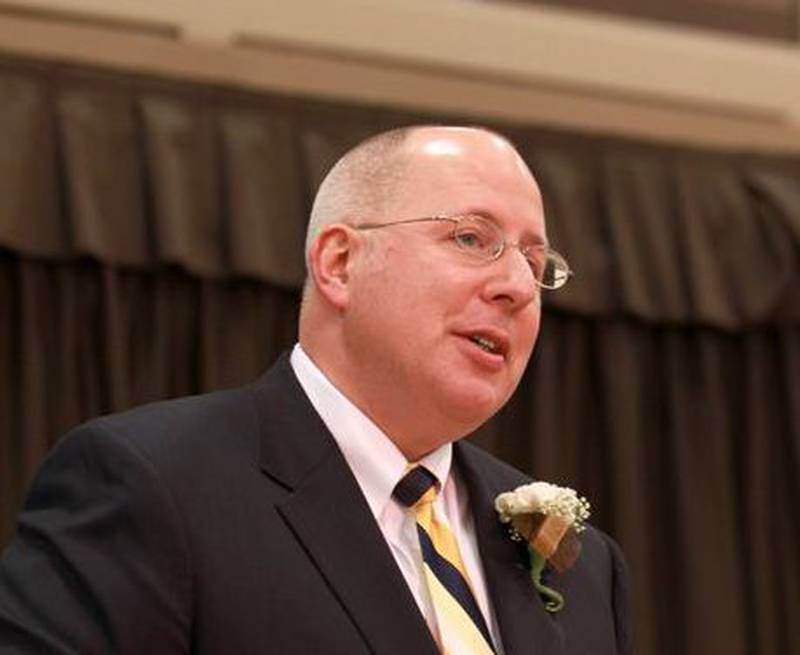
[495,482,590,613]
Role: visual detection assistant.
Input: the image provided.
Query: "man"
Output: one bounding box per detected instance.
[0,126,630,654]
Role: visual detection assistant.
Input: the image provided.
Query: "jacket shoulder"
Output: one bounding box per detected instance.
[456,439,532,491]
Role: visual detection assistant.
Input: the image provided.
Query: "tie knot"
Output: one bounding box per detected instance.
[393,466,438,508]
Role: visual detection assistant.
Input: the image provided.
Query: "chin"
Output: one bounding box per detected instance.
[436,382,509,432]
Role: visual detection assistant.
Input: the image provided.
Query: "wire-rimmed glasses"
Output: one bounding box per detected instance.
[352,214,573,290]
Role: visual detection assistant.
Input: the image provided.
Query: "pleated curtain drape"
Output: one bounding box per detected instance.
[1,55,798,655]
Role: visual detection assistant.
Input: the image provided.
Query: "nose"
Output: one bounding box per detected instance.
[481,247,538,310]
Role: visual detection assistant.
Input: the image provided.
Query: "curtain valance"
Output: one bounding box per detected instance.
[1,56,797,327]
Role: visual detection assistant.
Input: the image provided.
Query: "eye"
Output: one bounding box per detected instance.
[452,218,498,256]
[454,230,486,250]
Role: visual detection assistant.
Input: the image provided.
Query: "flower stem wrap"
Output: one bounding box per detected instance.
[528,549,565,613]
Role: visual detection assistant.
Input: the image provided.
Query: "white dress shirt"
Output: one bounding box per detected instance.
[290,344,503,652]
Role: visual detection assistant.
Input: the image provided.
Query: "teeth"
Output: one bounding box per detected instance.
[470,336,498,353]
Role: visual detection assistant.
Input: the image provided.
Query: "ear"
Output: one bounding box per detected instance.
[307,225,358,310]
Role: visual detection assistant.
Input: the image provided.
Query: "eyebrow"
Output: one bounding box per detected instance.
[464,209,548,248]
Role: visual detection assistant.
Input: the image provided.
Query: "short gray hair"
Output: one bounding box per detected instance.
[304,126,419,260]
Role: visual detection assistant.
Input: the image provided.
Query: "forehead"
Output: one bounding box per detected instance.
[391,129,546,238]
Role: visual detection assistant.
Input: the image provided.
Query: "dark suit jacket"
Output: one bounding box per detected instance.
[0,354,631,654]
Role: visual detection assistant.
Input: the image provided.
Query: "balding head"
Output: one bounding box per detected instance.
[304,125,529,261]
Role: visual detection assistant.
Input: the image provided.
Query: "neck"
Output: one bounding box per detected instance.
[297,338,466,462]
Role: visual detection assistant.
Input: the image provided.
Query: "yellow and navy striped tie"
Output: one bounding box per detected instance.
[394,466,496,655]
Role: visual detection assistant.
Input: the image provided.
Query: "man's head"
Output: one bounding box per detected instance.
[299,125,550,460]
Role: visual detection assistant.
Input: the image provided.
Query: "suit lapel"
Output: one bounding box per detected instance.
[252,355,439,655]
[276,452,439,655]
[456,443,565,655]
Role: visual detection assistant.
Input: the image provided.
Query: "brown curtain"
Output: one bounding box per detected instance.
[1,54,798,655]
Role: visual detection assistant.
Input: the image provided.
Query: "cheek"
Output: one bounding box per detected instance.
[350,268,437,345]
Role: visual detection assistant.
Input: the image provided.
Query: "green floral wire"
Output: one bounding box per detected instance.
[528,549,565,613]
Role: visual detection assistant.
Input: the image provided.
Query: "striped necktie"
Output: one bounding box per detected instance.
[393,466,496,654]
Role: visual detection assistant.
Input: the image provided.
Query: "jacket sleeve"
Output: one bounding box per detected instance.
[0,424,192,654]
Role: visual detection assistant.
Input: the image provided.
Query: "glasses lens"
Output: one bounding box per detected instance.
[539,250,571,289]
[452,216,502,259]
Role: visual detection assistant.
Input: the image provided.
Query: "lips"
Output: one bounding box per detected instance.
[470,335,500,354]
[458,328,510,359]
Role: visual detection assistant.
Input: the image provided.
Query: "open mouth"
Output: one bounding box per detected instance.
[469,335,501,355]
[462,330,509,360]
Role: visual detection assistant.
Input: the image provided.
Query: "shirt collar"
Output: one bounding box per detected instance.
[290,343,452,519]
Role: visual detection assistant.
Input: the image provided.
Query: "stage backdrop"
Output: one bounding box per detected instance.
[1,54,799,655]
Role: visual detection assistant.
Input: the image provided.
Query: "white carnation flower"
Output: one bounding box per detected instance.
[495,481,590,531]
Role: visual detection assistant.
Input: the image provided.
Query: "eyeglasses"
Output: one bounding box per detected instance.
[352,214,573,290]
